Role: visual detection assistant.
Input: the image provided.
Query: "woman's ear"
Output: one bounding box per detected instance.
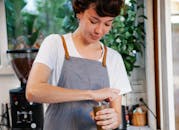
[76,13,83,21]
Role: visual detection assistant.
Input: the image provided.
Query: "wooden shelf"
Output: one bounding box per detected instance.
[127,126,151,130]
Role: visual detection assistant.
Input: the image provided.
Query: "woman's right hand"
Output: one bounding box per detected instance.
[91,88,120,102]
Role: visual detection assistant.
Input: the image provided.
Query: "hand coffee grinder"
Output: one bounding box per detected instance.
[7,49,44,130]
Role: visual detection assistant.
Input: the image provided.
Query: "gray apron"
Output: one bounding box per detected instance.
[43,36,110,130]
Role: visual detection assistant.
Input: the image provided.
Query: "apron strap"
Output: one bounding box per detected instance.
[61,35,70,60]
[61,35,107,67]
[102,46,107,67]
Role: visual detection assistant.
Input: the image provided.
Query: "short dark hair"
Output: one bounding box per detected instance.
[72,0,124,17]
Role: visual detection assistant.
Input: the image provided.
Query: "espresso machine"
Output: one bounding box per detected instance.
[7,49,44,130]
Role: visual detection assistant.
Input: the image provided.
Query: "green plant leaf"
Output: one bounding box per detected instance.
[57,7,66,18]
[27,30,39,47]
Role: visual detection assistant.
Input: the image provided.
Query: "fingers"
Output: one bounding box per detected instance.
[94,108,119,129]
[108,88,120,102]
[95,108,115,120]
[97,118,118,130]
[93,88,120,102]
[111,88,120,94]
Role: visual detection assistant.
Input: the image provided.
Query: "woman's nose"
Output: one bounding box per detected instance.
[94,24,103,35]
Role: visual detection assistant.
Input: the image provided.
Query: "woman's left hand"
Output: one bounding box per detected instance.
[92,108,120,130]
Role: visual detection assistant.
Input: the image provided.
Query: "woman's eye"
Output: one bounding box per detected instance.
[105,23,112,27]
[105,24,110,27]
[90,20,98,24]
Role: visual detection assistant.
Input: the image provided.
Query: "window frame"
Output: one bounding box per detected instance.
[0,0,14,75]
[158,0,176,129]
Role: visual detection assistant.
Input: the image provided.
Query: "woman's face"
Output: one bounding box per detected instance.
[77,6,114,43]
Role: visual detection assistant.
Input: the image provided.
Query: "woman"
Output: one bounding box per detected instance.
[26,0,131,129]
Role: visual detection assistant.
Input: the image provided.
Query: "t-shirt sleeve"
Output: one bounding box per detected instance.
[108,51,132,95]
[34,34,60,70]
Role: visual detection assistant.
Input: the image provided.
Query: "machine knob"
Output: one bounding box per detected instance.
[29,102,33,105]
[14,101,18,105]
[24,113,28,119]
[31,123,37,128]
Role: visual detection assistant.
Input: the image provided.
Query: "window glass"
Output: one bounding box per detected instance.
[171,1,179,129]
[5,0,66,50]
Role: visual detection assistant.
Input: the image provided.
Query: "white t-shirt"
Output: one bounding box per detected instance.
[34,33,132,95]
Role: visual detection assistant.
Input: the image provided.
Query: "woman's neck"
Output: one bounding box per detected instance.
[72,30,103,60]
[73,29,100,46]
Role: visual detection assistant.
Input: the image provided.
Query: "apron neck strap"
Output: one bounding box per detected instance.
[102,46,107,67]
[61,35,107,67]
[61,35,70,60]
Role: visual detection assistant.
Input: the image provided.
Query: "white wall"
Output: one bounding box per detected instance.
[0,74,20,111]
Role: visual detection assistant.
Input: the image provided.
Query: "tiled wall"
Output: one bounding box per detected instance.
[123,53,147,107]
[122,53,148,129]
